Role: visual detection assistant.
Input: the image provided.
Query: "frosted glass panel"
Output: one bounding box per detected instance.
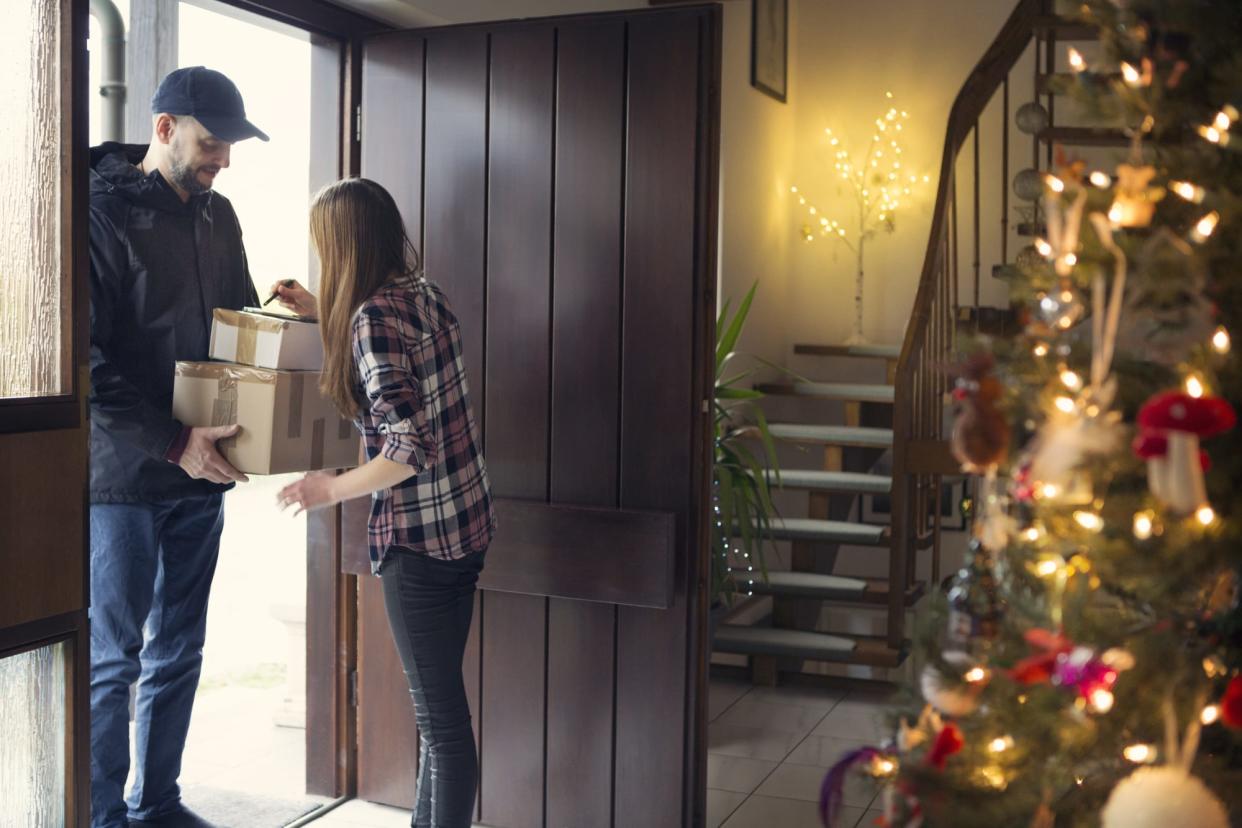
[0,642,68,827]
[0,0,64,399]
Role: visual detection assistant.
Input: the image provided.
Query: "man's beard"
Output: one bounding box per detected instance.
[168,143,213,195]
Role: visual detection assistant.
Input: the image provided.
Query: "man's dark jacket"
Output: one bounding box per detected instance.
[88,143,259,503]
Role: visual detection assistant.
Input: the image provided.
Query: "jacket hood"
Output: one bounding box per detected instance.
[89,142,209,214]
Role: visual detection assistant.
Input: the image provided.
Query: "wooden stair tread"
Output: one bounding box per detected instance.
[714,625,910,667]
[767,423,894,448]
[1030,14,1099,40]
[714,625,856,658]
[1037,126,1129,146]
[729,571,927,606]
[756,381,895,403]
[1037,71,1119,94]
[747,517,889,545]
[793,343,901,359]
[765,468,892,494]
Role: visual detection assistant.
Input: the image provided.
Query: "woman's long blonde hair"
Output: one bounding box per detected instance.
[309,178,421,419]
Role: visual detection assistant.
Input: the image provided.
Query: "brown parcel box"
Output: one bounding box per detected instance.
[209,308,323,370]
[172,362,358,475]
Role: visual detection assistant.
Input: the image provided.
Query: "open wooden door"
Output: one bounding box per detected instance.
[346,6,720,826]
[0,1,91,824]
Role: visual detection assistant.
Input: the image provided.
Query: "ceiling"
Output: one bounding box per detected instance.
[326,0,653,28]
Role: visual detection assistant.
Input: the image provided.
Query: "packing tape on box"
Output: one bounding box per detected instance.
[214,309,290,365]
[311,418,325,469]
[288,372,304,439]
[176,362,277,452]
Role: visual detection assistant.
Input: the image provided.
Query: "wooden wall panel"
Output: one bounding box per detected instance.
[615,15,701,827]
[361,34,424,255]
[0,429,87,629]
[545,20,625,827]
[479,25,555,828]
[357,9,718,825]
[356,575,419,809]
[422,33,490,816]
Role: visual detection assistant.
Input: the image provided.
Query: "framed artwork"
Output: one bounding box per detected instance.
[862,478,968,532]
[751,0,788,102]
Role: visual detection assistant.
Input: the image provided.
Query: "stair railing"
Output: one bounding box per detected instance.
[887,0,1047,649]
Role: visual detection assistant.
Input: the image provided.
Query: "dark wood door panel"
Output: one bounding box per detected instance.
[424,29,489,421]
[361,33,425,252]
[356,575,419,809]
[355,9,719,825]
[478,27,555,827]
[614,15,703,827]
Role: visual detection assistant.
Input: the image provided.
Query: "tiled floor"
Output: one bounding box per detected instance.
[707,676,896,828]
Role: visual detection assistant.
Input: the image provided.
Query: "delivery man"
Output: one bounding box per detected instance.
[88,67,265,828]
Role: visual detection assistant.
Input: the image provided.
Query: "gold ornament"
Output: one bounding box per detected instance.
[1107,163,1165,228]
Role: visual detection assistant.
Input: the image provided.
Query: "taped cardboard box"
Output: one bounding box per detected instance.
[172,361,358,475]
[209,308,323,370]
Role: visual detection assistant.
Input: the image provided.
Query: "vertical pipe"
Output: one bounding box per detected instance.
[972,121,981,318]
[90,0,127,143]
[1001,75,1009,264]
[1045,34,1055,168]
[1032,35,1039,171]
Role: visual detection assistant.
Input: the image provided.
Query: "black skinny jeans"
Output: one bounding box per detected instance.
[380,546,485,828]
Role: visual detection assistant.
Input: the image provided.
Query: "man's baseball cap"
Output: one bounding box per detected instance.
[151,67,269,143]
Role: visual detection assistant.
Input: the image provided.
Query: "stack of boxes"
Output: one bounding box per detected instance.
[172,308,359,474]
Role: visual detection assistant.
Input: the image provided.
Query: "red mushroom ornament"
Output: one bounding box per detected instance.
[1134,390,1235,514]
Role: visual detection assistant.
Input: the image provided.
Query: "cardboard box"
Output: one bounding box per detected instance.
[172,361,358,475]
[209,308,323,370]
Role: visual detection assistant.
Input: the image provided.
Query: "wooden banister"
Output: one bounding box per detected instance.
[888,0,1046,649]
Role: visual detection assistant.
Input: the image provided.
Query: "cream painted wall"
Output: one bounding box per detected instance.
[782,0,1019,352]
[717,0,797,369]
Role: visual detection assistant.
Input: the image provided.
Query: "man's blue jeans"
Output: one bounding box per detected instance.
[89,494,225,828]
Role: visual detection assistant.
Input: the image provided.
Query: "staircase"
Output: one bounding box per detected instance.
[713,0,1115,682]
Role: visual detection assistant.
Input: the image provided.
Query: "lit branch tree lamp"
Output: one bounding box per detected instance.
[791,93,929,345]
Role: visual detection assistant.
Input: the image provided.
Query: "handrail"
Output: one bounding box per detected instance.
[896,0,1041,378]
[886,0,1045,649]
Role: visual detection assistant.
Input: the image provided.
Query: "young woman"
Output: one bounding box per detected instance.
[274,177,494,828]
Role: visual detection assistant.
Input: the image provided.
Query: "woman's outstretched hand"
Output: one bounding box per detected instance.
[269,279,318,318]
[277,471,339,515]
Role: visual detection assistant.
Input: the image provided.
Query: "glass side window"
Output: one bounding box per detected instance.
[0,641,68,827]
[0,0,65,400]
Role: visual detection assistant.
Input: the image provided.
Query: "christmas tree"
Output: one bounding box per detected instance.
[821,2,1242,826]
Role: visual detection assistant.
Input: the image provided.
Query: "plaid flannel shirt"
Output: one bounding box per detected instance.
[352,276,495,573]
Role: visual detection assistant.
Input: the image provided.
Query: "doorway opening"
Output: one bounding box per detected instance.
[88,1,335,824]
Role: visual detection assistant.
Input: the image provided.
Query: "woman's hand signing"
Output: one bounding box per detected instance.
[269,279,319,318]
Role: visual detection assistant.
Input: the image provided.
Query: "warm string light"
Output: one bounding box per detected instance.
[1202,704,1221,725]
[1074,510,1104,532]
[963,666,990,684]
[1185,373,1206,398]
[1060,369,1082,391]
[1054,395,1077,414]
[1089,688,1115,713]
[1212,326,1231,354]
[988,735,1015,753]
[1196,505,1217,526]
[1132,510,1156,540]
[1169,180,1206,203]
[1123,743,1156,763]
[1045,174,1066,194]
[1192,211,1220,242]
[1032,342,1050,358]
[1089,170,1111,188]
[1067,47,1086,73]
[1120,61,1142,86]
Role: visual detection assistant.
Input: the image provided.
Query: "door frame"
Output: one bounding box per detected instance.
[202,0,389,799]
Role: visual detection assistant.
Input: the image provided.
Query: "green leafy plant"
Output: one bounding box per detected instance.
[712,281,785,608]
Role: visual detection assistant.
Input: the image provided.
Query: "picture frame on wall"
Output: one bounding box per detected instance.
[861,477,968,532]
[751,0,788,102]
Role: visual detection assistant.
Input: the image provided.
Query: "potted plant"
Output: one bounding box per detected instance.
[711,282,785,620]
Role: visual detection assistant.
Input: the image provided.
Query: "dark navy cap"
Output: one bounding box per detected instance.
[151,66,269,143]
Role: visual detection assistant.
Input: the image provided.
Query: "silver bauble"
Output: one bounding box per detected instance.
[1034,286,1086,332]
[1015,102,1049,134]
[1013,168,1044,202]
